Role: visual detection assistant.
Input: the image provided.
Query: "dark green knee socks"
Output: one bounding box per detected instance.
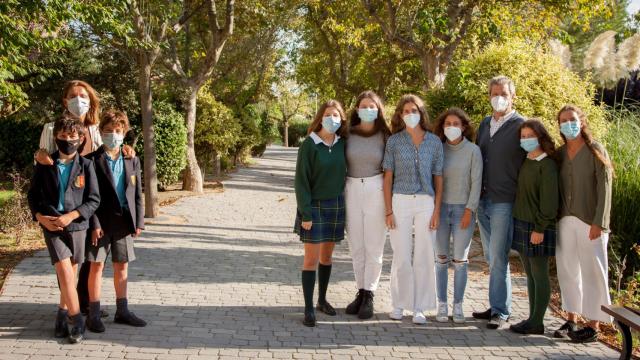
[521,255,550,327]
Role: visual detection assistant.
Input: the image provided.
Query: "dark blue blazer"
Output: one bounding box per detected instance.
[87,147,144,235]
[27,152,101,232]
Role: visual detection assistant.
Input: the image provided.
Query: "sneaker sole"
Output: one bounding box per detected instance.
[453,318,466,324]
[435,316,449,323]
[389,314,403,320]
[413,319,427,325]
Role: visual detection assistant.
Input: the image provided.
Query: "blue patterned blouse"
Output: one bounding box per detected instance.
[382,130,444,196]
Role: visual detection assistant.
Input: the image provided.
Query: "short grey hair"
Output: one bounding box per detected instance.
[488,75,515,96]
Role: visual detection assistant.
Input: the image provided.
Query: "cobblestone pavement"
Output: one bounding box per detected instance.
[0,146,618,359]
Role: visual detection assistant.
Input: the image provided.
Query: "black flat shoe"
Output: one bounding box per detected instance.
[357,291,374,319]
[568,326,598,343]
[54,317,69,338]
[316,301,337,316]
[86,316,105,333]
[303,311,316,327]
[553,320,578,339]
[114,311,147,327]
[82,307,109,318]
[509,320,529,332]
[345,289,364,315]
[510,322,544,335]
[68,325,84,344]
[472,308,492,320]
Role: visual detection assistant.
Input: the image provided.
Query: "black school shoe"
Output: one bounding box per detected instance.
[510,321,544,335]
[316,301,337,316]
[68,324,85,344]
[303,310,316,327]
[472,308,492,320]
[553,320,578,339]
[81,307,109,318]
[345,289,364,315]
[114,311,147,327]
[358,291,374,319]
[86,316,106,333]
[54,317,69,338]
[568,326,598,343]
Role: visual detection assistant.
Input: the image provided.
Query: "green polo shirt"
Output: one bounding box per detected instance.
[294,133,347,221]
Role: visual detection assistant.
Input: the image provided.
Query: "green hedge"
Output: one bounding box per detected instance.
[427,39,607,142]
[135,101,187,190]
[281,119,310,147]
[0,115,43,174]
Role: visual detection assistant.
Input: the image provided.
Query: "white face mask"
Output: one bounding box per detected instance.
[67,96,90,118]
[444,126,462,142]
[402,113,421,129]
[490,95,509,113]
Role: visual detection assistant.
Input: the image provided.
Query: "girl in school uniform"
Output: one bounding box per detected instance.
[432,108,482,323]
[344,91,390,319]
[554,105,613,343]
[382,94,444,324]
[509,119,559,335]
[294,100,347,327]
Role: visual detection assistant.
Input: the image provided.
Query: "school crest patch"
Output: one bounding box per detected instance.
[130,175,136,186]
[74,175,85,188]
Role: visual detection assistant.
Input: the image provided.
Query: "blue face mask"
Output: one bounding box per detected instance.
[357,108,378,123]
[402,113,421,129]
[322,115,341,134]
[520,138,539,153]
[102,132,124,150]
[560,120,581,140]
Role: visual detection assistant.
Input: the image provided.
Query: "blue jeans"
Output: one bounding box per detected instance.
[434,203,474,304]
[477,197,513,319]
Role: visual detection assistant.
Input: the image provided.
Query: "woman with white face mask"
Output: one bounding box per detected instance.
[431,108,482,324]
[344,91,391,319]
[294,100,348,327]
[554,105,613,343]
[382,94,443,324]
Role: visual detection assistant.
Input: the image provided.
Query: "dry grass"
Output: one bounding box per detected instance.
[0,226,44,292]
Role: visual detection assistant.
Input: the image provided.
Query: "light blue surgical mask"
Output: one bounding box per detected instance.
[520,138,539,153]
[402,113,421,129]
[322,115,341,134]
[102,132,124,150]
[560,120,581,140]
[357,108,378,123]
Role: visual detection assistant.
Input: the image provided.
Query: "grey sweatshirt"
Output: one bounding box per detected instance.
[346,132,385,178]
[442,137,483,211]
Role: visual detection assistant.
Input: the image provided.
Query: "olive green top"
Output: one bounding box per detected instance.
[513,154,559,232]
[294,133,347,221]
[558,141,612,230]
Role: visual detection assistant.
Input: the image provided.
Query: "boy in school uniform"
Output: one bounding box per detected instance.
[28,116,101,344]
[85,110,146,332]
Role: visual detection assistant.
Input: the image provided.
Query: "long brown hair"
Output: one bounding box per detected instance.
[62,80,101,126]
[307,99,348,137]
[520,119,556,160]
[349,90,391,139]
[557,105,613,170]
[433,107,475,142]
[390,94,430,134]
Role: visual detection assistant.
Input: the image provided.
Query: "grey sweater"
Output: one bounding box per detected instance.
[476,113,527,203]
[346,132,385,178]
[442,138,483,211]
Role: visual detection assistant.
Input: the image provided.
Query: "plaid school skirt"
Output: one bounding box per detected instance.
[294,195,345,243]
[511,218,557,257]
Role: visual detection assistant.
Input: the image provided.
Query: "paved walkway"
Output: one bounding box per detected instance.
[0,146,618,359]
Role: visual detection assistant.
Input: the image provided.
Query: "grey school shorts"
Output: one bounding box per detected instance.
[86,233,136,263]
[43,229,86,265]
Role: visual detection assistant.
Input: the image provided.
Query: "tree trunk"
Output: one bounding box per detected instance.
[182,88,204,193]
[212,148,221,177]
[284,119,289,147]
[138,59,160,218]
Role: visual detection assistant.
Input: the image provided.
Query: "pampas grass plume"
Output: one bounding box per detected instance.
[618,32,640,72]
[584,30,617,70]
[548,39,572,69]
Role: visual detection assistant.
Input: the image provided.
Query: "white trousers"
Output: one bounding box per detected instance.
[389,194,437,311]
[345,174,387,291]
[556,216,612,323]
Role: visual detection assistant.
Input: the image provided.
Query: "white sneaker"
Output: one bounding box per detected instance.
[389,308,403,320]
[412,310,427,324]
[436,302,449,322]
[453,303,465,323]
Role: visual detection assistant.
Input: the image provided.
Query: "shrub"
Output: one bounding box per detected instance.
[0,172,32,245]
[0,114,44,173]
[281,118,310,147]
[427,39,608,142]
[135,100,187,190]
[195,92,241,176]
[606,109,640,283]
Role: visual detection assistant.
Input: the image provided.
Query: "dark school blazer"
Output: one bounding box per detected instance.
[27,152,101,232]
[86,147,144,235]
